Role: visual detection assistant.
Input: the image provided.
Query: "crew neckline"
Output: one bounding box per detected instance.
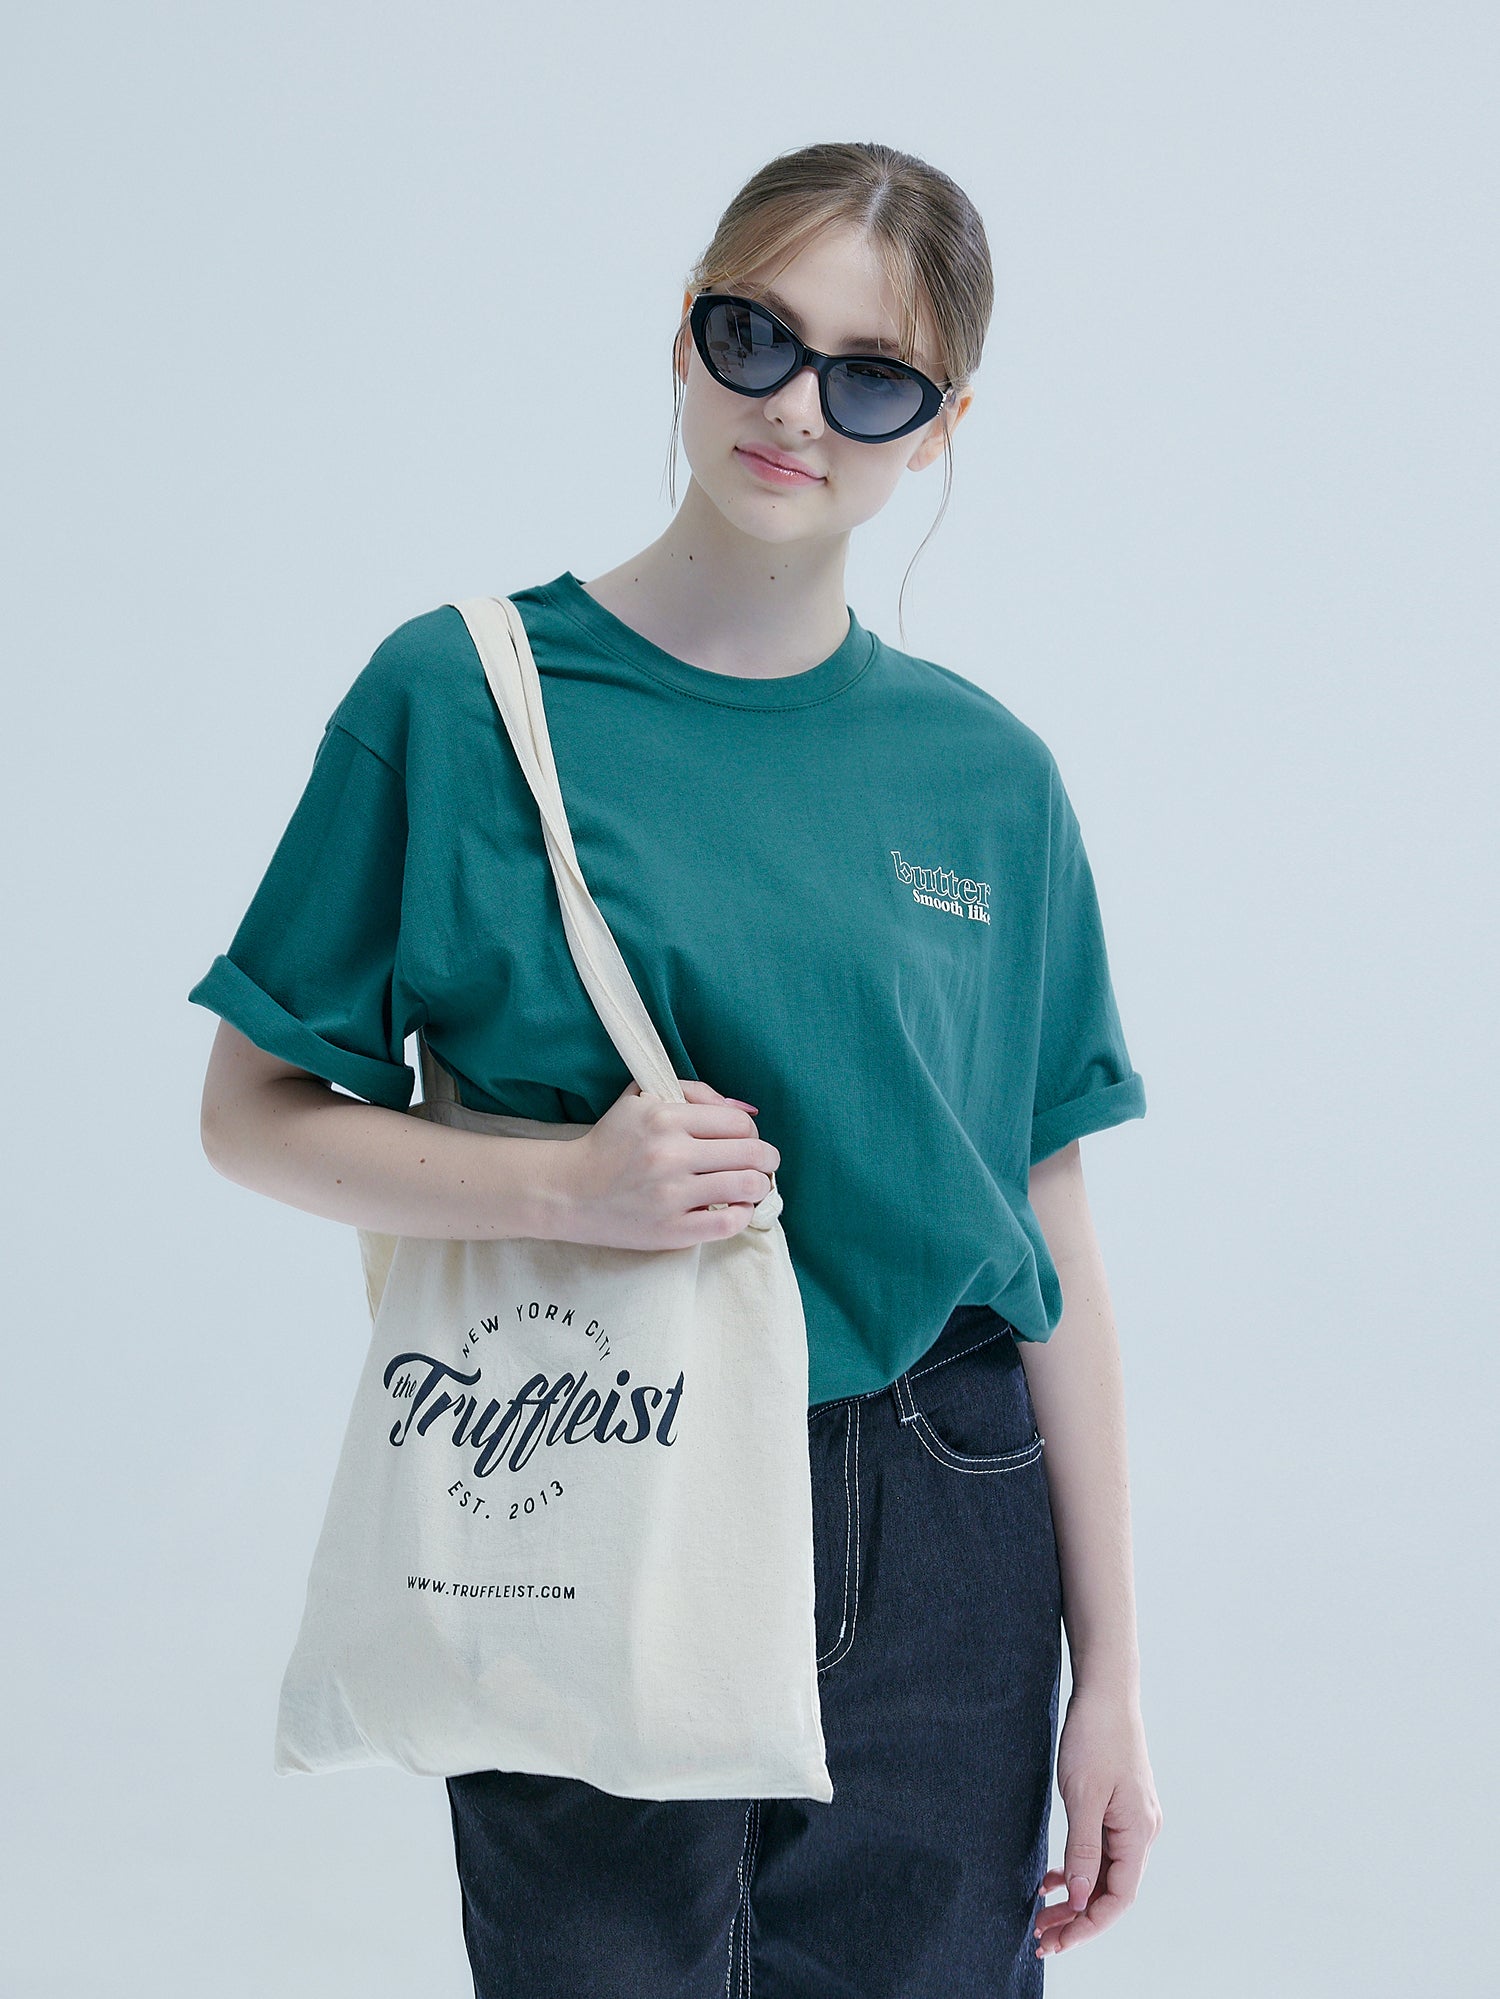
[541,569,877,709]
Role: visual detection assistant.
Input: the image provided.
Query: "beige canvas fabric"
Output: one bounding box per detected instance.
[272,594,832,1803]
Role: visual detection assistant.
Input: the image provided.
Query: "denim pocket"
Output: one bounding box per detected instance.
[892,1329,1045,1475]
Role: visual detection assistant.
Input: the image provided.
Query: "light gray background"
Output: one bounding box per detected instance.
[4,4,1495,1994]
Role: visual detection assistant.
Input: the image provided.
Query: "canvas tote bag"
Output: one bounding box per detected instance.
[272,593,833,1803]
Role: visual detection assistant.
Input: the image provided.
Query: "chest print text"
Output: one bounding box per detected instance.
[889,849,991,924]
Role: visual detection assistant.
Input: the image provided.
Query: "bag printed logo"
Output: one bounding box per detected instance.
[383,1298,688,1488]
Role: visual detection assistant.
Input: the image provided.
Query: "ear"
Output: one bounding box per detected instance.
[906,384,975,471]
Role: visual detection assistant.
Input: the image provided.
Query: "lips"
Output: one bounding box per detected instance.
[736,445,824,482]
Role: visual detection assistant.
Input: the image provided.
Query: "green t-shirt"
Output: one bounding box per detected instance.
[188,570,1146,1403]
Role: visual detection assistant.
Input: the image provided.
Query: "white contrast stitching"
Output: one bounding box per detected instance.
[894,1367,1044,1470]
[808,1379,888,1421]
[742,1800,761,1999]
[906,1411,1046,1475]
[817,1401,863,1673]
[815,1410,853,1667]
[808,1319,1018,1422]
[908,1327,1011,1381]
[728,1801,755,1999]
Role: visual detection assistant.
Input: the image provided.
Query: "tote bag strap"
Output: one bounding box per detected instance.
[417,1032,457,1107]
[451,594,686,1106]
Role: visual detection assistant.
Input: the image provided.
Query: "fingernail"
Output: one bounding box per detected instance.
[728,1099,758,1112]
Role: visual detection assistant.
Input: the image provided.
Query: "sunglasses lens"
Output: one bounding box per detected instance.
[826,359,926,439]
[696,296,933,440]
[702,298,797,392]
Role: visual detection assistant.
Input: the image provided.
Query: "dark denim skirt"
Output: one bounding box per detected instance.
[444,1305,1063,1997]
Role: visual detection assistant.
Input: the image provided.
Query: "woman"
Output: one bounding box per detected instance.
[190,140,1163,1996]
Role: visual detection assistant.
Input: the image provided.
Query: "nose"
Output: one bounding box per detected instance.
[762,363,824,433]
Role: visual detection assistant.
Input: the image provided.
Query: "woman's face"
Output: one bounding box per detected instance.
[676,222,972,551]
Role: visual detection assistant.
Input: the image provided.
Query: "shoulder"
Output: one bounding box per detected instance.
[872,633,1088,870]
[324,603,488,774]
[874,632,1066,796]
[876,634,1056,762]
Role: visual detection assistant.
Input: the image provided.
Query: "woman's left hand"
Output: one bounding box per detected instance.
[1032,1679,1164,1959]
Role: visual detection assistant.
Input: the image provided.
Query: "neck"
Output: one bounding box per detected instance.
[578,494,852,682]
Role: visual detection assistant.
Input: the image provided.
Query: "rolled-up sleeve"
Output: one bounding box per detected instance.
[187,721,418,1109]
[1029,789,1146,1166]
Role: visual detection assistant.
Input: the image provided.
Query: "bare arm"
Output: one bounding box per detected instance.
[196,1019,779,1250]
[1020,1136,1163,1957]
[1019,1137,1140,1692]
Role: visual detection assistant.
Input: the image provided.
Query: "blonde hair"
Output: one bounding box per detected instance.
[668,141,995,648]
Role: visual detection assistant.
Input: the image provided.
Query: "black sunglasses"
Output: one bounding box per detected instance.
[688,292,955,443]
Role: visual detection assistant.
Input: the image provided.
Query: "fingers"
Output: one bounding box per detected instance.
[1061,1822,1103,1913]
[677,1079,759,1116]
[691,1168,775,1211]
[651,1085,772,1153]
[615,1077,757,1129]
[1033,1890,1124,1957]
[1032,1837,1143,1957]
